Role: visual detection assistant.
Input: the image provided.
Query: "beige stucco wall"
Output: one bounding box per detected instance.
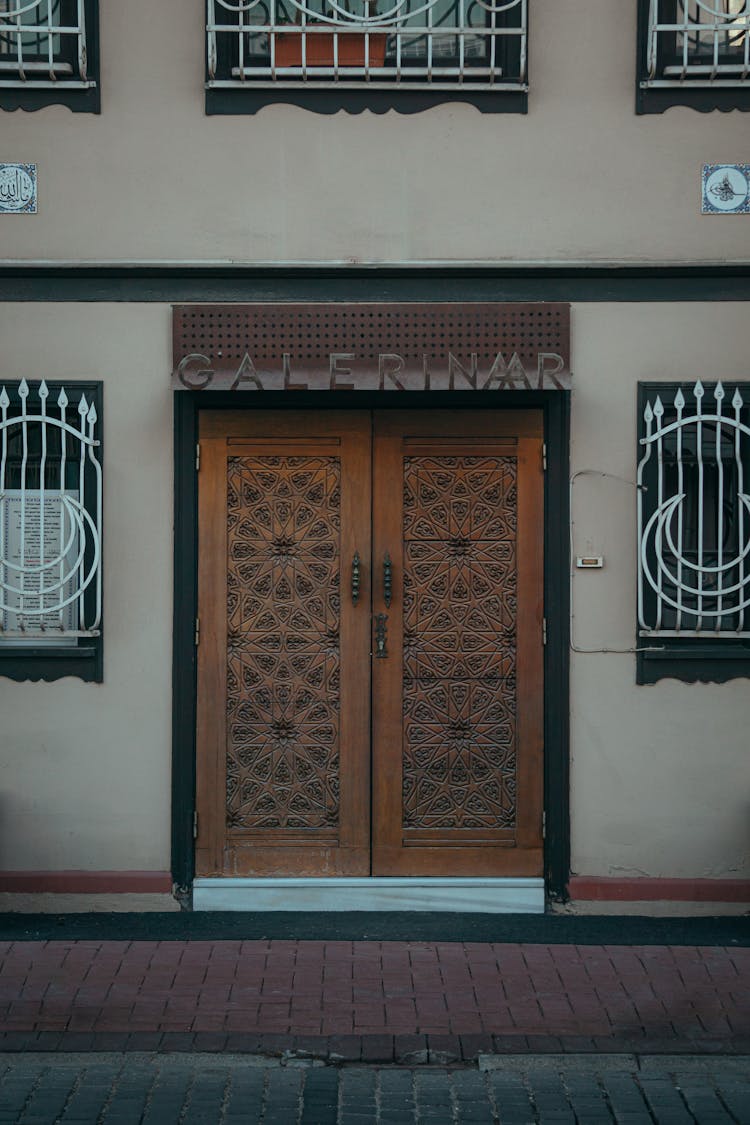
[570,303,750,880]
[0,0,748,883]
[0,304,173,872]
[0,301,748,878]
[0,0,749,264]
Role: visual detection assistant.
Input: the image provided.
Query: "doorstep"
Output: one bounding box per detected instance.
[192,877,545,913]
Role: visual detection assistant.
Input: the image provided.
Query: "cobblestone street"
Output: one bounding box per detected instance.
[1,1052,749,1124]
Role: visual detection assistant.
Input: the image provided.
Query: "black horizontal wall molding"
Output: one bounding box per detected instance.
[1,264,750,303]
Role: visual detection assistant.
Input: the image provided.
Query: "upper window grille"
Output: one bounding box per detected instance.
[0,379,101,648]
[645,1,749,86]
[638,381,750,640]
[206,0,527,91]
[0,0,92,87]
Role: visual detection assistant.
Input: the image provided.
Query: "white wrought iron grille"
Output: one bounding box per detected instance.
[0,0,91,86]
[207,0,526,88]
[0,380,101,643]
[638,381,750,638]
[645,1,750,85]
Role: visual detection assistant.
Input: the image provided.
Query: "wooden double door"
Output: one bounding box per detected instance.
[196,410,544,879]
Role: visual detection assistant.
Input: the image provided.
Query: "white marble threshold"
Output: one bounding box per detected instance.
[192,877,545,913]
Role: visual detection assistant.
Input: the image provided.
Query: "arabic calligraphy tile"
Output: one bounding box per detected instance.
[701,163,750,215]
[0,164,37,215]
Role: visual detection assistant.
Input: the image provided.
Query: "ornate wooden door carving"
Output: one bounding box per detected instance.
[196,410,544,878]
[370,412,544,877]
[196,412,371,876]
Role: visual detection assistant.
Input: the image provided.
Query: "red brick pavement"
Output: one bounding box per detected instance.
[0,940,747,1060]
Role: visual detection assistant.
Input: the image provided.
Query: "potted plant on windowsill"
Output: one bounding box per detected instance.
[275,0,387,68]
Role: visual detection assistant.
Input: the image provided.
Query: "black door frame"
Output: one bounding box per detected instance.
[172,388,570,902]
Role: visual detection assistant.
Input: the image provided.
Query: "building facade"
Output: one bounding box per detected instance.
[0,0,749,912]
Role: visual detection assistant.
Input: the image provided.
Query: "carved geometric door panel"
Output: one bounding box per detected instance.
[370,412,544,877]
[195,409,544,879]
[195,412,371,877]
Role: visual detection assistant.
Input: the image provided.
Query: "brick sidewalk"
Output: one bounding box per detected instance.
[1,940,748,1061]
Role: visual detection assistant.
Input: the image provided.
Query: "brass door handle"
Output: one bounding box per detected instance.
[352,551,361,605]
[383,552,392,608]
[374,613,388,658]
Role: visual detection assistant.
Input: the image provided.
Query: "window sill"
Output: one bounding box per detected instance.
[0,644,102,683]
[637,84,750,115]
[205,87,528,115]
[0,86,100,114]
[637,643,750,684]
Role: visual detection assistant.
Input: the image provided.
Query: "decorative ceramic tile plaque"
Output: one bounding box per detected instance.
[0,163,36,214]
[702,164,750,215]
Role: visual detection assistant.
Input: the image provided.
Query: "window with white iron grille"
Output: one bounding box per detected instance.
[206,0,527,113]
[0,0,99,112]
[0,380,102,682]
[637,381,750,683]
[638,0,750,112]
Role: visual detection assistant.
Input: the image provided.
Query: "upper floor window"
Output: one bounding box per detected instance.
[638,0,750,112]
[0,0,99,112]
[637,381,750,683]
[206,0,528,114]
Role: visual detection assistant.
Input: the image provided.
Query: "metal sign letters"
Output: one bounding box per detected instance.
[172,303,571,392]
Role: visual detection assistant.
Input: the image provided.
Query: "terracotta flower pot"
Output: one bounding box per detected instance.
[275,30,387,67]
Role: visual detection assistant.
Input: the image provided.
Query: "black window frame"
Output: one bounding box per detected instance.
[636,381,750,685]
[0,379,103,683]
[0,0,99,114]
[637,0,750,114]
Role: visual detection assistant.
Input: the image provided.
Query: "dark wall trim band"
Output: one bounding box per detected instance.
[1,265,750,304]
[171,389,571,901]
